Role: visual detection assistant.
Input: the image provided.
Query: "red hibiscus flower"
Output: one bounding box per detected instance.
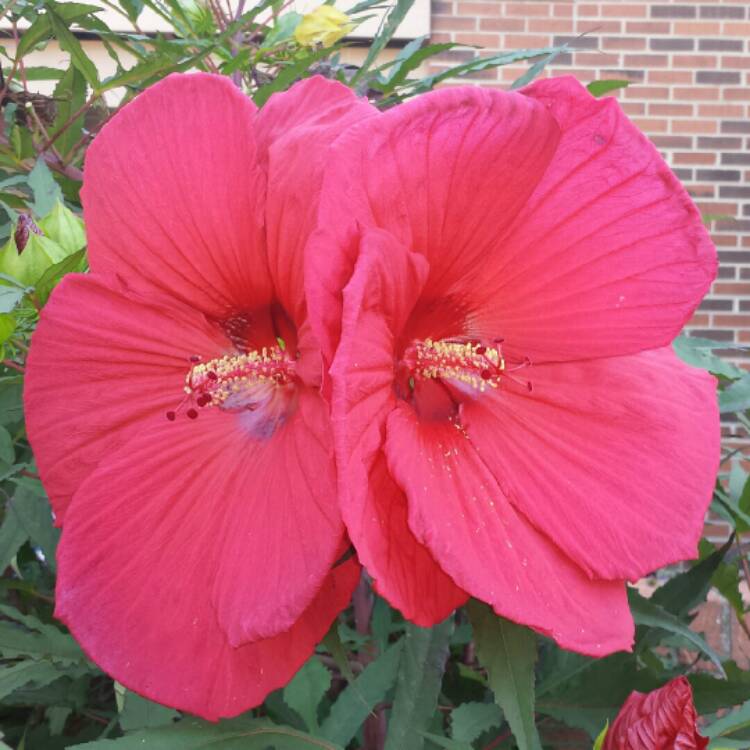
[307,77,719,653]
[23,73,374,719]
[604,677,708,750]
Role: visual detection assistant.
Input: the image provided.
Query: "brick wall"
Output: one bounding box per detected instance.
[427,0,750,461]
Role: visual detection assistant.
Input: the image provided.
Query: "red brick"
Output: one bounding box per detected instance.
[576,19,621,32]
[674,151,716,165]
[601,36,646,50]
[603,3,646,17]
[714,283,750,295]
[503,34,552,48]
[504,3,550,16]
[453,32,499,46]
[624,85,671,99]
[723,56,750,69]
[648,70,693,84]
[432,16,476,30]
[650,103,693,116]
[673,86,721,100]
[673,21,722,34]
[626,21,670,33]
[672,119,718,134]
[478,17,525,31]
[672,54,718,68]
[633,117,668,132]
[698,104,746,117]
[725,88,750,101]
[528,18,574,32]
[722,22,750,36]
[715,315,750,328]
[624,53,669,67]
[456,2,501,15]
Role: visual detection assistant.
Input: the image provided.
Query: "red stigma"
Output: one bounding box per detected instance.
[480,369,492,380]
[166,411,176,421]
[187,408,198,419]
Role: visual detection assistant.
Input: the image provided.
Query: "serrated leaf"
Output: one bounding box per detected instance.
[673,335,745,379]
[0,660,67,701]
[51,65,87,158]
[469,601,541,750]
[587,79,629,97]
[720,374,750,413]
[46,7,101,89]
[704,700,750,738]
[628,589,725,676]
[690,663,750,715]
[450,701,503,743]
[27,158,63,218]
[75,717,345,749]
[0,507,28,572]
[420,734,472,750]
[8,488,60,570]
[320,640,403,747]
[384,618,453,750]
[283,656,331,732]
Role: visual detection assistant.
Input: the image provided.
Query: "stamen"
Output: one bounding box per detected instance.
[183,346,295,413]
[402,338,506,393]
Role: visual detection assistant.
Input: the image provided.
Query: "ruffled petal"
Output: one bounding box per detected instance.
[261,76,376,326]
[331,229,466,623]
[82,73,270,317]
[212,389,345,644]
[385,405,633,655]
[306,88,559,370]
[24,274,227,520]
[461,347,718,581]
[305,85,559,367]
[471,76,716,362]
[55,413,358,720]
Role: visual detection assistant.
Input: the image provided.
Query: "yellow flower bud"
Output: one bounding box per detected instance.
[294,5,352,48]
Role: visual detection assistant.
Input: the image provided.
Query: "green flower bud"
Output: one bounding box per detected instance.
[0,227,68,287]
[37,201,86,255]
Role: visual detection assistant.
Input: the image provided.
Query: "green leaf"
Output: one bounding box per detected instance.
[46,6,101,89]
[0,613,86,666]
[0,660,66,701]
[384,618,453,750]
[469,601,541,750]
[0,425,13,464]
[320,641,403,747]
[321,623,355,685]
[264,11,303,46]
[27,158,63,218]
[253,48,331,106]
[704,700,750,738]
[0,284,25,314]
[283,657,331,732]
[34,247,86,302]
[587,79,630,97]
[50,65,87,158]
[720,373,750,413]
[0,313,16,346]
[690,663,750,715]
[0,507,28,572]
[511,47,566,89]
[628,589,726,676]
[673,335,745,379]
[450,701,503,743]
[650,537,732,617]
[354,0,416,84]
[46,706,72,735]
[8,488,60,570]
[116,686,180,731]
[420,734,472,750]
[118,0,145,23]
[378,37,454,91]
[75,718,346,749]
[593,721,609,750]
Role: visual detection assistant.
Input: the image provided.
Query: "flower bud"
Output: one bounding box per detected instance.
[603,677,708,750]
[294,5,352,47]
[0,222,69,287]
[37,201,86,255]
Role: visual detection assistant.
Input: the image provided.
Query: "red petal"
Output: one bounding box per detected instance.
[384,404,633,655]
[474,76,716,362]
[261,76,376,326]
[461,347,718,580]
[55,414,358,720]
[82,73,270,317]
[604,677,709,750]
[331,229,466,623]
[212,390,345,644]
[306,85,559,367]
[24,274,226,520]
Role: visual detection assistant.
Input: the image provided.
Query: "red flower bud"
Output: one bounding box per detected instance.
[604,677,708,750]
[13,214,43,254]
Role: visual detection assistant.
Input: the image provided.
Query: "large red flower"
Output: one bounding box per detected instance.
[603,677,708,750]
[308,77,719,653]
[23,73,374,719]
